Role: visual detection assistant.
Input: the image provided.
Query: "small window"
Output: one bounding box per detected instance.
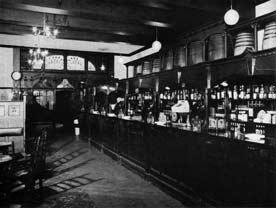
[45,55,64,70]
[88,61,96,71]
[67,56,85,71]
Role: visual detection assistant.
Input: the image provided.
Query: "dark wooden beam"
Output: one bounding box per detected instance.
[0,7,157,36]
[0,0,173,27]
[0,22,150,46]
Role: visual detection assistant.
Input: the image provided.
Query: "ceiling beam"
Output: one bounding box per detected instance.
[0,0,173,27]
[0,7,157,37]
[0,22,150,45]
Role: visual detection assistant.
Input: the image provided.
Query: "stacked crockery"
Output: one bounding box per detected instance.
[262,21,276,50]
[234,32,254,56]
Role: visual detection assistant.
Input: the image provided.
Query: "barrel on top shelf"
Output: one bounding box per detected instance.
[262,21,276,50]
[188,40,204,65]
[234,32,254,56]
[207,33,225,61]
[152,57,161,73]
[174,45,187,67]
[164,49,173,70]
[135,64,142,76]
[142,61,151,75]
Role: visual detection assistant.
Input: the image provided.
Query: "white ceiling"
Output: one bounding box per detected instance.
[0,34,144,54]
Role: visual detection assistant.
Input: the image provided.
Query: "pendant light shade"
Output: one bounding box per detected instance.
[152,27,162,52]
[152,40,162,51]
[224,0,239,25]
[224,9,239,25]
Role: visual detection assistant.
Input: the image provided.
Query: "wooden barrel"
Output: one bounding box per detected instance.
[165,49,173,70]
[142,61,151,75]
[207,33,225,61]
[174,46,187,67]
[234,32,254,56]
[135,64,142,76]
[263,21,276,50]
[188,41,203,65]
[152,58,160,73]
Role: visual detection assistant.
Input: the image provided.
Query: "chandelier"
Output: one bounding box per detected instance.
[28,48,48,66]
[32,25,58,39]
[28,14,59,67]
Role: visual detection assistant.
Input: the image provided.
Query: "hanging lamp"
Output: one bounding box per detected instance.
[152,27,162,51]
[100,56,106,71]
[224,0,240,25]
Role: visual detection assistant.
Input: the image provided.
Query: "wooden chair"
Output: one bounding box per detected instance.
[9,129,48,198]
[0,141,15,157]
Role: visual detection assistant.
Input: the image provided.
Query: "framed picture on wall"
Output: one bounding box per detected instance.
[8,105,20,116]
[0,105,5,116]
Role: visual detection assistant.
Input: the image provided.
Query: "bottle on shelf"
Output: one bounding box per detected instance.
[245,86,251,99]
[190,89,194,100]
[273,85,276,99]
[211,88,216,100]
[239,85,245,99]
[264,85,268,99]
[228,87,232,99]
[253,85,259,100]
[216,87,221,100]
[259,84,264,99]
[268,85,274,99]
[233,85,238,100]
[221,87,226,99]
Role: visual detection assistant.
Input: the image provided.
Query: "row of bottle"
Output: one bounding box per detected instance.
[160,88,204,101]
[128,92,153,101]
[210,84,276,100]
[210,121,266,138]
[229,122,246,139]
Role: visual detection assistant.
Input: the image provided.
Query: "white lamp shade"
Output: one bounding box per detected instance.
[224,9,240,25]
[100,64,106,71]
[152,40,162,51]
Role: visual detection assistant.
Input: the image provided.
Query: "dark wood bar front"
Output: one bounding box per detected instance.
[87,113,275,206]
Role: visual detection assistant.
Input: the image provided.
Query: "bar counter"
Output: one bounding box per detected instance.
[86,113,275,206]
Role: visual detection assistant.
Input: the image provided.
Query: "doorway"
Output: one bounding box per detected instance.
[55,90,77,128]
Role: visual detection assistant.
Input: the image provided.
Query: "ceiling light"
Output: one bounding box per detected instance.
[114,31,130,36]
[224,0,239,25]
[145,21,171,28]
[100,64,106,71]
[152,40,162,51]
[220,81,228,87]
[32,14,59,39]
[152,27,162,52]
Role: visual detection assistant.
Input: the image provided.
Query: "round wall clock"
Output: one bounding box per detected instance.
[11,71,22,81]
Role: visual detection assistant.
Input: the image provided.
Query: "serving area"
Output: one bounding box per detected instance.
[87,112,275,206]
[0,0,276,207]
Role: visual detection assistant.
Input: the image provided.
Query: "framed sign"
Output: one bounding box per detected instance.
[0,105,5,116]
[8,105,20,116]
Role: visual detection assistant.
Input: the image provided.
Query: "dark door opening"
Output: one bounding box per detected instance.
[55,90,77,129]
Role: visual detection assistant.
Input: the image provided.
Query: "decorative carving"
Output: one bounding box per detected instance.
[57,79,74,89]
[88,61,96,71]
[67,56,85,71]
[45,55,64,70]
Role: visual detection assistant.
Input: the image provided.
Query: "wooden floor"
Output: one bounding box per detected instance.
[10,133,187,208]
